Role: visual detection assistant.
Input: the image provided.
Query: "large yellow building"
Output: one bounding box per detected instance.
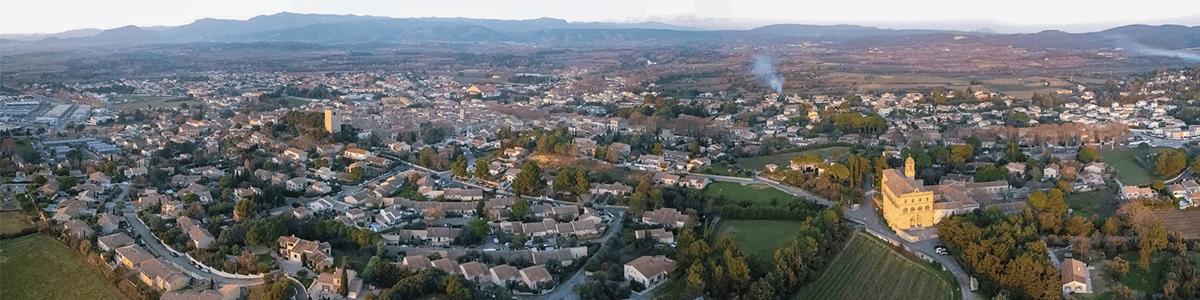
[881,156,936,230]
[880,156,985,231]
[325,109,341,133]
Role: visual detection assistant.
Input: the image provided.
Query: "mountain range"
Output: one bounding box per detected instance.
[4,12,1200,51]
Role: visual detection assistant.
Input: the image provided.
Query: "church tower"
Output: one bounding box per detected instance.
[904,156,915,179]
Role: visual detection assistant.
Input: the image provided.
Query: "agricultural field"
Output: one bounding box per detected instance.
[0,210,37,236]
[1148,208,1200,239]
[1064,190,1119,217]
[0,234,119,300]
[113,94,199,109]
[983,76,1073,99]
[793,232,957,300]
[704,181,799,205]
[1099,148,1164,186]
[715,220,803,259]
[817,72,974,94]
[738,146,851,171]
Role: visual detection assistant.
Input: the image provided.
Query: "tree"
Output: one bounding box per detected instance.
[1154,148,1187,177]
[235,198,256,221]
[965,136,982,154]
[1138,221,1168,270]
[181,192,200,203]
[348,167,365,182]
[451,155,468,178]
[474,158,489,178]
[975,165,1009,182]
[652,143,663,155]
[1077,147,1098,163]
[1108,257,1129,279]
[1151,179,1165,191]
[1005,142,1023,162]
[825,163,850,180]
[512,198,531,219]
[512,161,544,196]
[467,218,491,237]
[573,170,590,196]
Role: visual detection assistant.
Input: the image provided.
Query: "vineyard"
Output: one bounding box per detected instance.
[793,232,956,300]
[1150,208,1200,239]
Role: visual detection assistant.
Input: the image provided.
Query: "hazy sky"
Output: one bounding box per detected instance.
[3,0,1198,34]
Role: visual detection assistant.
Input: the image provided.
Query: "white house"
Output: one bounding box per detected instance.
[624,255,677,288]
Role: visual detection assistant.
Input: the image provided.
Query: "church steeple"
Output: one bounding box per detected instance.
[904,155,916,179]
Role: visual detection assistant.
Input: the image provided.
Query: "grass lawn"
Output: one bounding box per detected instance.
[0,210,37,235]
[737,146,850,171]
[286,97,310,108]
[1088,253,1166,300]
[1099,148,1163,186]
[0,234,119,300]
[793,232,958,300]
[703,181,799,205]
[715,220,803,259]
[1064,191,1118,217]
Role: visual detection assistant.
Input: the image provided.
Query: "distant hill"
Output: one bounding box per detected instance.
[7,12,1199,50]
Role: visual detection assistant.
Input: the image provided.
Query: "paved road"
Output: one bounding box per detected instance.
[521,208,625,300]
[123,213,264,287]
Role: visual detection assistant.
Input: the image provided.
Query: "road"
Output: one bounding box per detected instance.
[123,213,264,287]
[521,208,625,300]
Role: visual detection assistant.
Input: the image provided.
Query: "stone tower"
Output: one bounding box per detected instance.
[325,109,341,133]
[905,156,915,179]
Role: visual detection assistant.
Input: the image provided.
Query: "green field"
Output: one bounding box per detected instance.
[738,146,850,171]
[1,210,37,235]
[0,234,119,300]
[704,181,799,205]
[715,220,803,259]
[1089,253,1166,300]
[794,232,957,300]
[286,97,310,108]
[1064,191,1117,217]
[115,95,199,109]
[1099,148,1163,186]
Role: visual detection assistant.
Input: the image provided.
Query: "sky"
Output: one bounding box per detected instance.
[3,0,1199,34]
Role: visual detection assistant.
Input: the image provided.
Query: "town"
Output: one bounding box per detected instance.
[3,11,1200,300]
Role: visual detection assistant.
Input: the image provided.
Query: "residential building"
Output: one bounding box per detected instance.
[98,232,135,251]
[519,265,552,288]
[490,264,520,286]
[624,255,677,288]
[278,235,333,270]
[1061,258,1091,294]
[641,208,688,228]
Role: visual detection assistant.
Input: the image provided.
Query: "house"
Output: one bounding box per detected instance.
[490,264,520,286]
[624,255,677,288]
[98,232,135,251]
[1061,258,1091,294]
[519,265,553,288]
[308,268,362,300]
[655,173,680,186]
[503,147,528,160]
[389,141,410,153]
[1123,186,1156,200]
[309,181,332,194]
[1005,162,1026,175]
[1044,163,1060,179]
[188,226,215,249]
[680,176,712,189]
[459,261,491,283]
[402,255,432,271]
[62,219,95,240]
[278,235,333,270]
[377,206,402,226]
[97,213,120,234]
[292,206,313,219]
[444,188,484,201]
[635,228,675,244]
[286,178,308,192]
[343,148,370,160]
[1168,184,1188,198]
[138,258,189,291]
[432,258,460,275]
[428,227,461,246]
[641,208,689,228]
[1083,162,1107,174]
[284,148,308,162]
[89,172,112,185]
[116,245,155,268]
[591,183,633,196]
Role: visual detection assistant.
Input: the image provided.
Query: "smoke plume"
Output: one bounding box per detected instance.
[751,55,784,94]
[1103,34,1200,63]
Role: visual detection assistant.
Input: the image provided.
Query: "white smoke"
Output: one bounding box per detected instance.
[1103,34,1200,63]
[751,55,784,94]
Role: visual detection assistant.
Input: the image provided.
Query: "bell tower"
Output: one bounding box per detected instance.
[904,156,916,179]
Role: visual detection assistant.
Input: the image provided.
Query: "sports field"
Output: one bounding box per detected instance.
[793,232,957,300]
[703,181,799,205]
[0,234,119,300]
[715,220,803,259]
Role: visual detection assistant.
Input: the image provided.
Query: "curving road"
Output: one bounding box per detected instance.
[520,208,625,300]
[123,213,264,286]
